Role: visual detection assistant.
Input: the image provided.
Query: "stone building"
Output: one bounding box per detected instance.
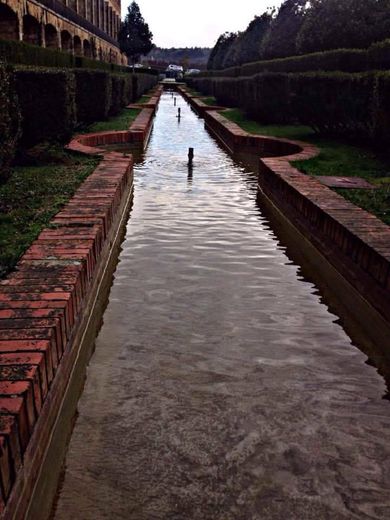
[0,0,126,64]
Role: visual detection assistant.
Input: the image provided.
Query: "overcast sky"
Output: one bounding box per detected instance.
[121,0,284,48]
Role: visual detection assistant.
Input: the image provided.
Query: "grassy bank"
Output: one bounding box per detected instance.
[202,96,218,106]
[224,108,390,225]
[138,95,151,104]
[80,91,153,134]
[185,87,202,97]
[0,146,99,278]
[83,107,141,133]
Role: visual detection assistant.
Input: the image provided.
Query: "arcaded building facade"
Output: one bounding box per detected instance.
[0,0,126,64]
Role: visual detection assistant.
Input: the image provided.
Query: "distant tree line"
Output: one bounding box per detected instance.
[208,0,390,70]
[145,47,211,69]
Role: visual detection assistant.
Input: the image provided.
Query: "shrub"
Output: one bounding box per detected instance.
[289,72,375,135]
[0,63,21,182]
[15,67,76,147]
[242,73,291,123]
[240,48,368,76]
[0,38,160,77]
[74,69,111,124]
[109,74,126,116]
[122,75,133,105]
[0,39,74,68]
[372,72,390,146]
[189,71,380,141]
[198,36,390,79]
[213,77,240,107]
[132,73,158,102]
[369,39,390,71]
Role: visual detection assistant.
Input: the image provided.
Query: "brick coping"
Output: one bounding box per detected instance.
[67,86,163,155]
[0,87,163,517]
[178,85,390,325]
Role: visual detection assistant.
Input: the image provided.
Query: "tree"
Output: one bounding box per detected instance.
[260,0,308,59]
[118,2,153,65]
[223,12,273,68]
[297,0,390,54]
[207,32,238,70]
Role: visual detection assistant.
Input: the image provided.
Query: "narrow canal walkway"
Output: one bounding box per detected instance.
[55,93,390,520]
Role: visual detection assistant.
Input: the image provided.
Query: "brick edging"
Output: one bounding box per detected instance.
[67,86,163,155]
[0,87,163,518]
[178,85,390,324]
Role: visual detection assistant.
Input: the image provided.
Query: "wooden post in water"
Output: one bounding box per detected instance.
[188,147,194,167]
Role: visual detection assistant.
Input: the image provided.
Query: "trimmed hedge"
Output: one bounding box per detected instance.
[74,71,153,124]
[201,38,390,78]
[288,73,374,135]
[74,69,112,124]
[188,71,390,145]
[240,73,291,124]
[0,61,158,165]
[132,73,159,101]
[15,67,76,147]
[202,49,368,78]
[110,74,126,116]
[370,39,390,71]
[9,67,157,149]
[372,73,390,146]
[0,38,159,76]
[0,39,74,69]
[0,63,21,182]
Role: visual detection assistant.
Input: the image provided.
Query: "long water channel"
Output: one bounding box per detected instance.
[54,93,390,519]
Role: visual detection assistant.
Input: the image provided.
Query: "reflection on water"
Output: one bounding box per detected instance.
[55,93,390,520]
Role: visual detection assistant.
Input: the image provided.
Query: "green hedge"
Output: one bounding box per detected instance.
[132,73,158,102]
[200,38,390,78]
[74,69,111,124]
[0,39,75,69]
[242,49,369,76]
[288,73,374,135]
[369,39,390,71]
[203,49,368,78]
[15,67,76,147]
[240,73,291,124]
[372,73,390,146]
[0,38,159,76]
[110,74,125,116]
[188,71,390,145]
[0,63,21,182]
[0,61,157,162]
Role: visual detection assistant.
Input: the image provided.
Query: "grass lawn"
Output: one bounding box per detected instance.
[0,146,99,278]
[82,92,155,134]
[138,95,151,104]
[224,108,390,225]
[201,96,218,106]
[185,87,202,97]
[82,107,141,133]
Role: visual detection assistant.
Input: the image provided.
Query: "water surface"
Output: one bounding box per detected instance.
[55,93,390,520]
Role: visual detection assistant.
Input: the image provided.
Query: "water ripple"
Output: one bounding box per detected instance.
[55,92,390,520]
